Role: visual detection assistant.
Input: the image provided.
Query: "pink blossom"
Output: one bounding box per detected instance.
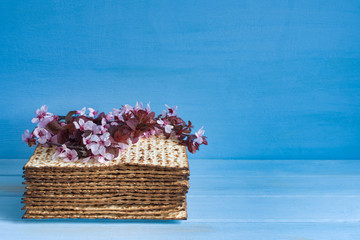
[82,134,92,149]
[88,108,98,118]
[74,119,100,133]
[74,119,86,131]
[76,107,86,116]
[83,120,97,133]
[49,135,58,144]
[88,132,111,155]
[112,108,124,122]
[161,110,167,117]
[95,118,108,134]
[25,102,207,160]
[143,129,157,138]
[114,142,129,151]
[89,142,101,155]
[153,127,163,135]
[91,132,111,148]
[82,156,91,163]
[146,102,152,113]
[52,144,67,160]
[143,131,151,138]
[101,118,106,127]
[37,115,54,128]
[157,119,173,134]
[122,104,133,114]
[22,130,33,143]
[105,112,114,121]
[102,117,108,127]
[33,127,51,144]
[59,147,78,162]
[31,105,52,123]
[92,126,101,135]
[194,127,205,144]
[107,111,119,125]
[134,102,144,111]
[165,104,178,117]
[95,147,114,163]
[31,105,54,128]
[164,125,174,134]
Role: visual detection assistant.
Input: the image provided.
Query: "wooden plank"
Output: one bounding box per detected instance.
[0,221,359,240]
[1,159,360,239]
[1,0,360,161]
[0,159,27,175]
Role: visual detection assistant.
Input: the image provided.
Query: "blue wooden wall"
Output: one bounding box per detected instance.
[0,0,359,159]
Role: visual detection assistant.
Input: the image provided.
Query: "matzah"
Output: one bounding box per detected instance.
[22,208,187,220]
[23,136,190,220]
[24,136,189,170]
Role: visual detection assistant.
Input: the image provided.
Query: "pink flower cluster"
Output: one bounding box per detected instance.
[23,103,208,163]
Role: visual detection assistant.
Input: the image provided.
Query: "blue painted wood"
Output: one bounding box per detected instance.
[0,159,360,239]
[2,195,360,222]
[3,159,360,176]
[1,0,360,159]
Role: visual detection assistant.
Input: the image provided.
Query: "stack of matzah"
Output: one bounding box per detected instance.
[22,136,189,220]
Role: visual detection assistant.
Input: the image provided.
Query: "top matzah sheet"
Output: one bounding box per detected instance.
[24,136,189,170]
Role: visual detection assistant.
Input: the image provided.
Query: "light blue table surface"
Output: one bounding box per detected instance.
[0,159,359,239]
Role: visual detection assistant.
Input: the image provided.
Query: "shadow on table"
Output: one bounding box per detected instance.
[1,195,181,224]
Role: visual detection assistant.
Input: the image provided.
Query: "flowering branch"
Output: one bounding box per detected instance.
[22,103,208,163]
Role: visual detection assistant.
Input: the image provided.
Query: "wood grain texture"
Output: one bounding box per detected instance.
[0,159,360,239]
[0,0,360,159]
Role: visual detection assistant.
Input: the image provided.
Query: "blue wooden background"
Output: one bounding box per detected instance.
[0,0,360,159]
